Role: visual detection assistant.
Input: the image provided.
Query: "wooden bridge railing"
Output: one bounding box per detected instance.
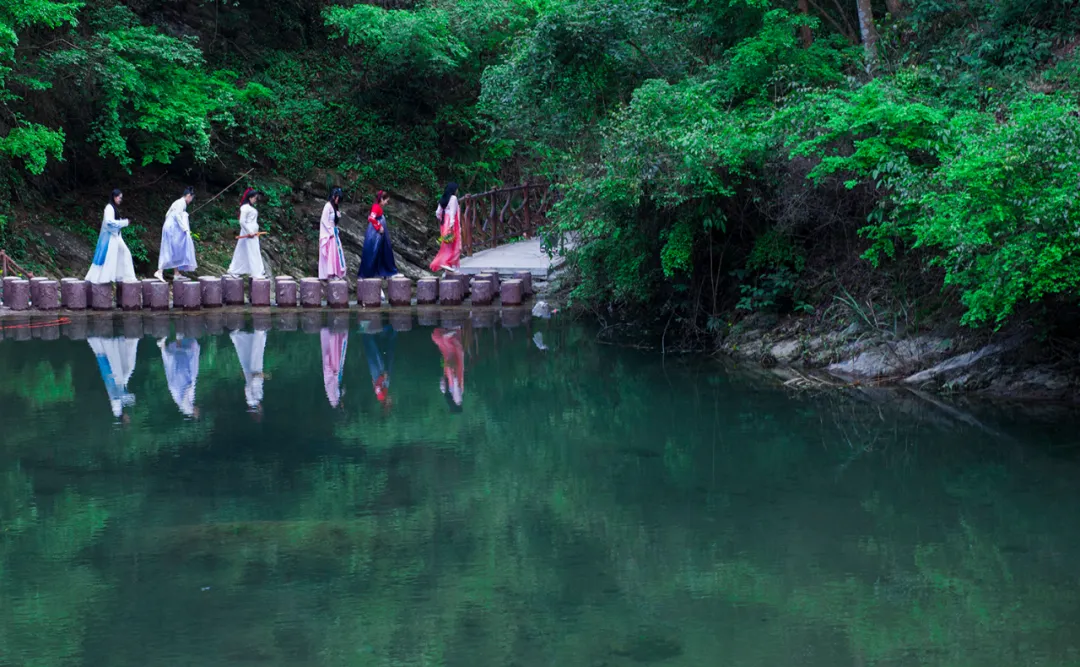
[460,183,555,256]
[0,251,34,279]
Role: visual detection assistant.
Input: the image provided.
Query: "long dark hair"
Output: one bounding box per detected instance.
[108,188,123,217]
[329,187,343,222]
[439,182,458,209]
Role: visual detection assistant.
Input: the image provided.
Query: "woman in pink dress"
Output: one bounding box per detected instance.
[318,187,347,280]
[431,327,464,412]
[429,182,461,275]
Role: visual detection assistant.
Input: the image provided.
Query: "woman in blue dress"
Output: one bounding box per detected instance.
[358,190,398,280]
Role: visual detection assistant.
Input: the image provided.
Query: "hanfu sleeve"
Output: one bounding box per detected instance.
[176,203,191,233]
[238,206,258,235]
[435,204,451,236]
[368,205,384,233]
[321,203,335,235]
[105,204,129,230]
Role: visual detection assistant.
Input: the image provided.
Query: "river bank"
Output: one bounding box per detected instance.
[714,310,1080,403]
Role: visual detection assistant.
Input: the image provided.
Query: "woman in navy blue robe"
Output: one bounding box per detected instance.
[358,190,398,279]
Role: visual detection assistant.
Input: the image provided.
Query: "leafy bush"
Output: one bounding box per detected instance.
[46,5,246,169]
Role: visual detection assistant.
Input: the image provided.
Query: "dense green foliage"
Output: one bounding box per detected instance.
[2,0,1080,329]
[478,0,1080,329]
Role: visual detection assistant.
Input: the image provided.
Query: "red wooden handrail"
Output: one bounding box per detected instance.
[459,183,555,256]
[0,251,34,279]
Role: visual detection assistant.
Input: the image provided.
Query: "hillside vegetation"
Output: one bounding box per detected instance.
[3,0,1079,336]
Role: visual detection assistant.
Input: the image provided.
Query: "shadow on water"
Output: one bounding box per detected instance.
[2,311,1080,666]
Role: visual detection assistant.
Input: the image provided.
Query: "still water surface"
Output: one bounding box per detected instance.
[1,312,1079,667]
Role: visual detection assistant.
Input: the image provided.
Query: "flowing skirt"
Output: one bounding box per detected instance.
[429,217,461,273]
[228,236,265,278]
[359,224,398,278]
[86,232,137,284]
[159,221,197,271]
[318,227,347,279]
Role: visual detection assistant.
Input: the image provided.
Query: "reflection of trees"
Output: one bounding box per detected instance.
[1,324,1080,665]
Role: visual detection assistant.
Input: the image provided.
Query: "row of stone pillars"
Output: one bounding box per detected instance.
[0,271,534,312]
[0,309,532,342]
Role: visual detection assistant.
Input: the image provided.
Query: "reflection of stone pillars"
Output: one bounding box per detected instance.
[471,310,496,328]
[62,316,89,340]
[501,308,528,328]
[328,312,350,333]
[146,316,172,339]
[274,311,298,330]
[390,312,412,331]
[300,311,324,333]
[417,310,439,327]
[122,315,143,339]
[357,312,383,332]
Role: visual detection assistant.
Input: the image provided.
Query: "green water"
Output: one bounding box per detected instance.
[1,312,1079,667]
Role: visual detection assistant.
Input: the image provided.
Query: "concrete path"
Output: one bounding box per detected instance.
[458,238,565,277]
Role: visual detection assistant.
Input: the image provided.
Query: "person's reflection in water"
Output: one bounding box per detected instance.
[361,323,395,411]
[320,327,348,408]
[230,329,267,416]
[87,336,139,423]
[431,327,464,412]
[158,334,200,419]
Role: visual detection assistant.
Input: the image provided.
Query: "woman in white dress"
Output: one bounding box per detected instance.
[86,189,137,284]
[227,188,266,278]
[154,186,197,281]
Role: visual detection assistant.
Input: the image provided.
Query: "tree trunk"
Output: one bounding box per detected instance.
[884,0,904,16]
[855,0,878,73]
[798,0,814,47]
